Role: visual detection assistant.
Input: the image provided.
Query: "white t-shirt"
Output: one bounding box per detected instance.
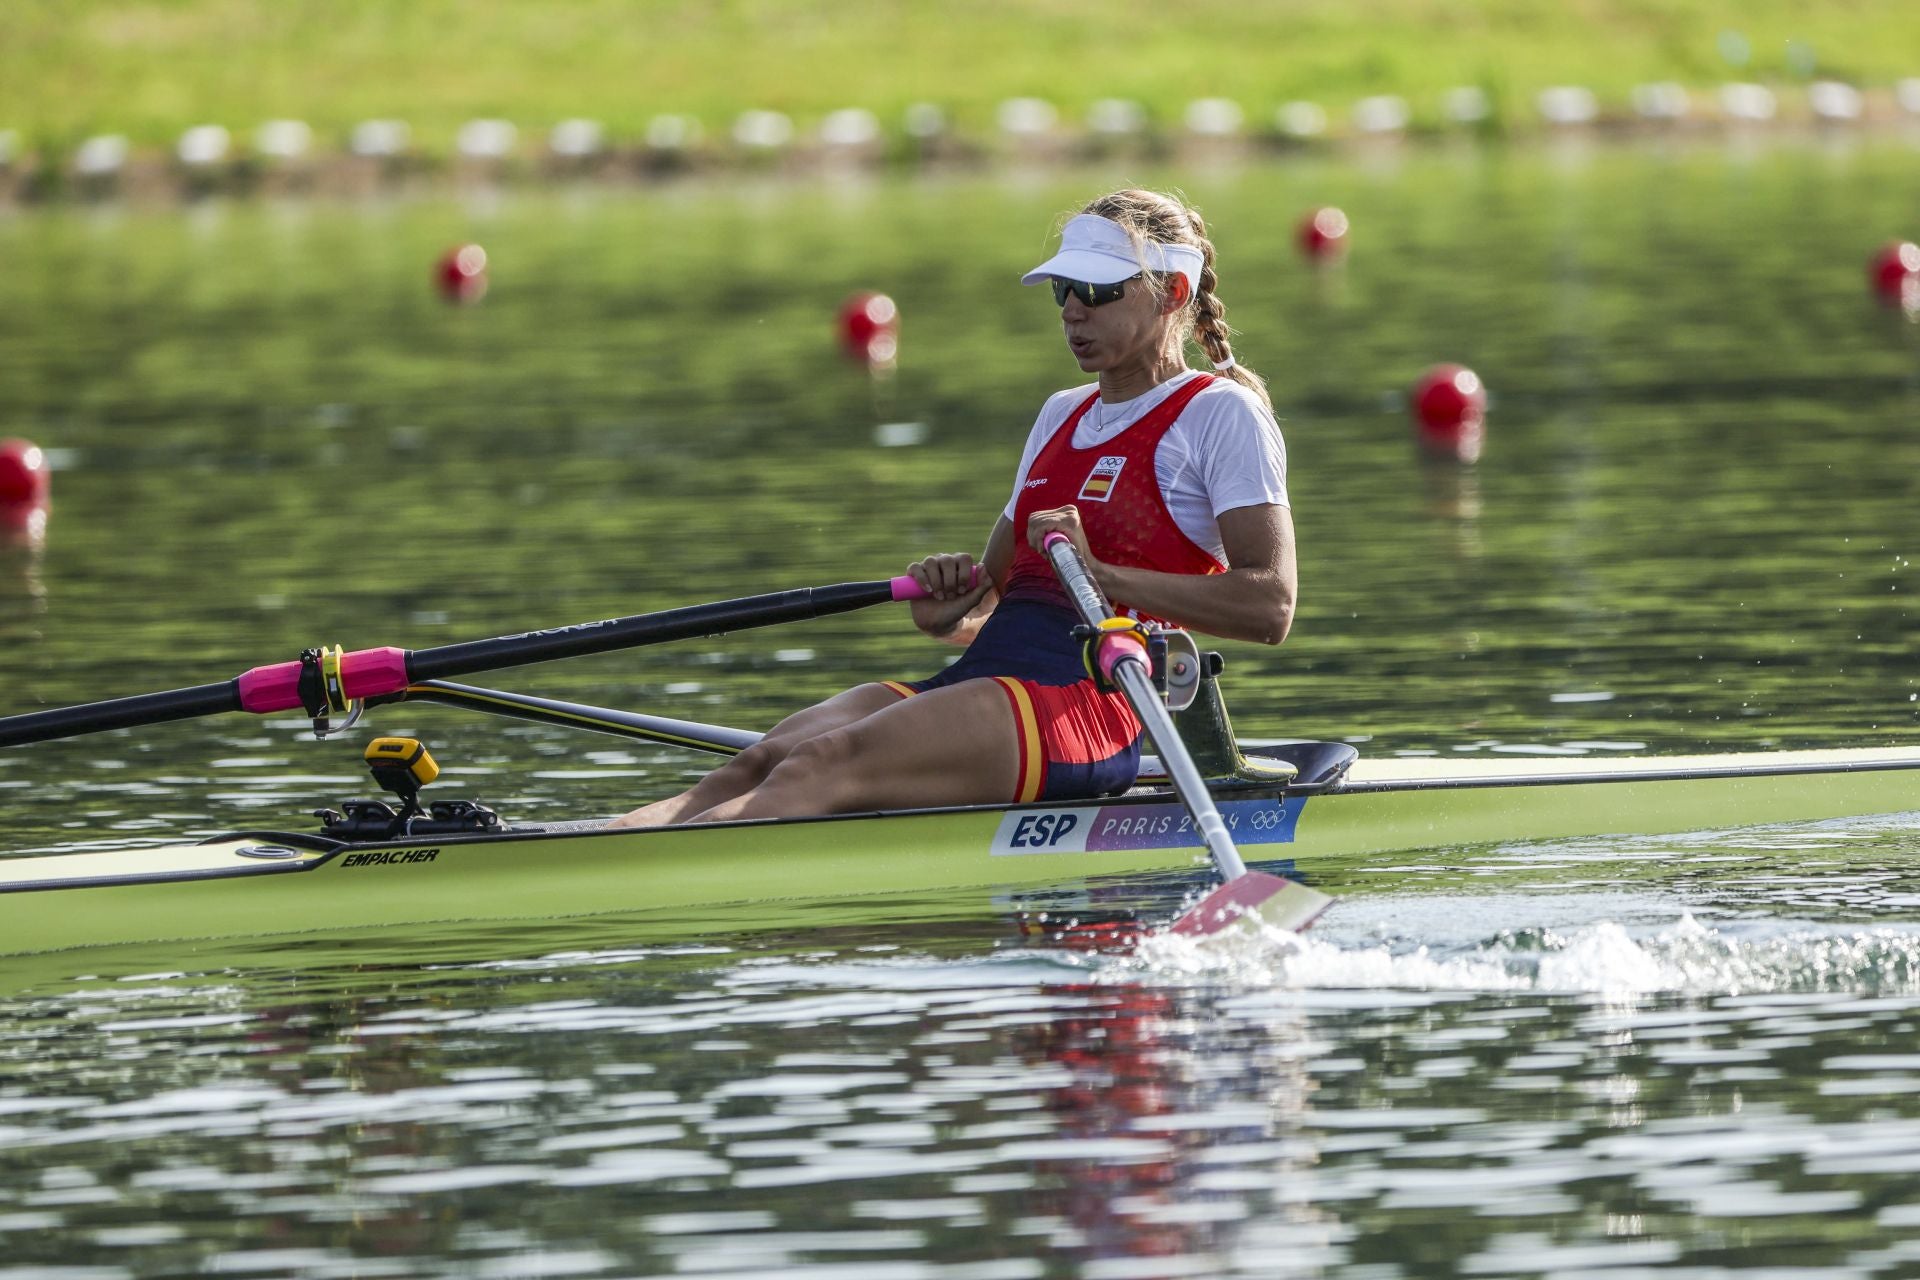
[1000,371,1290,563]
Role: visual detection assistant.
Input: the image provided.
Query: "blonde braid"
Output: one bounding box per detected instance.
[1081,190,1273,411]
[1182,206,1272,411]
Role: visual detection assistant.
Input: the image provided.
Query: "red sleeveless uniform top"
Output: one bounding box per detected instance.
[1001,373,1227,622]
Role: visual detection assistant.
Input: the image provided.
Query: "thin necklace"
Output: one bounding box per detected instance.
[1092,382,1152,435]
[1093,385,1138,434]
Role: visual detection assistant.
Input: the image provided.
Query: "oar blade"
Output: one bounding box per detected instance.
[1167,871,1331,939]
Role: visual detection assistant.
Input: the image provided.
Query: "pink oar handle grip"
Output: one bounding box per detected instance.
[1092,628,1148,684]
[888,565,984,601]
[235,647,411,714]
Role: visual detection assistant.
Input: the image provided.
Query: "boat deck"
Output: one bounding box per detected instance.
[1334,745,1920,789]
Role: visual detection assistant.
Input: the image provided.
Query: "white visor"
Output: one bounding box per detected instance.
[1020,214,1204,292]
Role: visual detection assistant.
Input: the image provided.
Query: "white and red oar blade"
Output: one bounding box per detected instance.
[1167,872,1331,939]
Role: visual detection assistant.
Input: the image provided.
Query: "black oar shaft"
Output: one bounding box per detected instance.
[0,681,238,748]
[0,578,906,749]
[406,582,894,682]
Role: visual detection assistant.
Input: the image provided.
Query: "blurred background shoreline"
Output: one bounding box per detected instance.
[4,0,1920,204]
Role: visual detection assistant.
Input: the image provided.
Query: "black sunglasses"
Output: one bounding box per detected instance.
[1051,275,1141,308]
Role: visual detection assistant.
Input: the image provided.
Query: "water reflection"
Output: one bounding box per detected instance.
[10,894,1920,1276]
[1419,457,1484,566]
[0,534,45,621]
[1007,982,1330,1270]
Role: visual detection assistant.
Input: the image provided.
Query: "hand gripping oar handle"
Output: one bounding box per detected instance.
[0,570,973,748]
[1040,533,1247,880]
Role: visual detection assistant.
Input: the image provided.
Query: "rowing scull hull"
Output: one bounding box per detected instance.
[4,745,1920,958]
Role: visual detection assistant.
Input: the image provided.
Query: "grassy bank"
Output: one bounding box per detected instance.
[4,0,1920,153]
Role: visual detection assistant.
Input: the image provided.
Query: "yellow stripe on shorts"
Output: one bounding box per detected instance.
[993,676,1046,803]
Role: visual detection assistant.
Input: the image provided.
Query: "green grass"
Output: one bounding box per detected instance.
[3,0,1919,152]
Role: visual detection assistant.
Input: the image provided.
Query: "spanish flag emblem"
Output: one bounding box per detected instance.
[1078,455,1127,503]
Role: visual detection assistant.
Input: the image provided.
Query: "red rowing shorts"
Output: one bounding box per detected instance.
[880,676,1142,803]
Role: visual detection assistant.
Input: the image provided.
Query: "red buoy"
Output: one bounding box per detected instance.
[1297,207,1349,260]
[0,438,49,508]
[436,244,489,304]
[838,291,899,366]
[1412,364,1487,463]
[0,438,49,544]
[1869,241,1920,310]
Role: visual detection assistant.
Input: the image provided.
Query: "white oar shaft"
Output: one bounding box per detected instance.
[1111,660,1248,879]
[1040,534,1248,881]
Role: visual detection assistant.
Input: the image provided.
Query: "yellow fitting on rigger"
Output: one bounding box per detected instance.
[318,645,350,713]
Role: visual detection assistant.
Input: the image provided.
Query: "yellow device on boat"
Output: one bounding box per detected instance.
[365,736,439,801]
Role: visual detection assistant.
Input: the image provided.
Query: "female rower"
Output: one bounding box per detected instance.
[610,187,1294,827]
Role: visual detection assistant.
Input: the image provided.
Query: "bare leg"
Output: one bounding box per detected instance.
[687,679,1018,822]
[607,683,906,828]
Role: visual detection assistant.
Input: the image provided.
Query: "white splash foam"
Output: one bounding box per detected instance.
[1122,910,1920,998]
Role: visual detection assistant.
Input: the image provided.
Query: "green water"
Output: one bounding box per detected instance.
[3,140,1920,1276]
